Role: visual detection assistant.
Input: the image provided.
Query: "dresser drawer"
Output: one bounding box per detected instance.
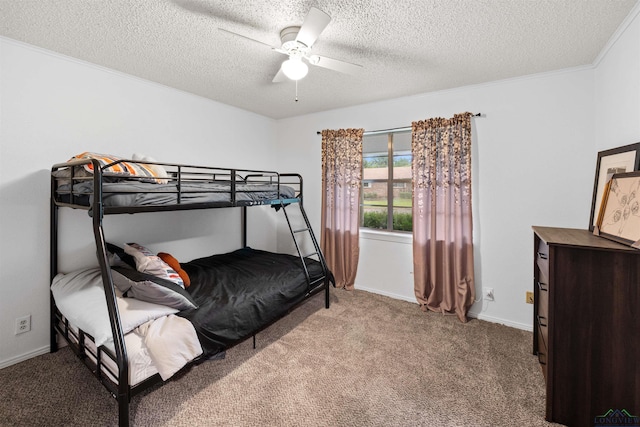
[537,280,549,319]
[536,243,549,285]
[536,322,548,382]
[537,314,548,352]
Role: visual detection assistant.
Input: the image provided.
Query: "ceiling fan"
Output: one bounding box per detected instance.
[219,7,362,82]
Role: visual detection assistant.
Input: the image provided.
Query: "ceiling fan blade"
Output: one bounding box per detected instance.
[308,55,363,75]
[218,28,275,49]
[272,68,287,83]
[295,7,331,48]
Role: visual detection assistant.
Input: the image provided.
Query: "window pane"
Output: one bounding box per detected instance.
[363,180,387,208]
[361,205,388,230]
[393,131,411,183]
[393,131,411,150]
[363,133,388,180]
[392,181,412,232]
[363,155,388,180]
[392,206,412,231]
[392,183,412,206]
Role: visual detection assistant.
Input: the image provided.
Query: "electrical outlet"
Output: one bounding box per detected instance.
[483,287,494,301]
[526,291,534,304]
[15,315,31,335]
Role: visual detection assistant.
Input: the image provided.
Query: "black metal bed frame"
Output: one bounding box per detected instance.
[50,158,331,427]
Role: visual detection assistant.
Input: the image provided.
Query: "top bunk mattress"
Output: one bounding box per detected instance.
[52,154,302,212]
[56,180,297,208]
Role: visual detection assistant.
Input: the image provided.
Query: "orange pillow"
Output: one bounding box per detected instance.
[157,252,191,288]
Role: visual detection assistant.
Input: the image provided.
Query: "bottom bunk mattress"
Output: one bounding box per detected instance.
[179,247,326,357]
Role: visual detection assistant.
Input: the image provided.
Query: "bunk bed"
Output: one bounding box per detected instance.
[50,154,332,427]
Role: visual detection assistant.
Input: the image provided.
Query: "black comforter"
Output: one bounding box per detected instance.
[179,247,325,357]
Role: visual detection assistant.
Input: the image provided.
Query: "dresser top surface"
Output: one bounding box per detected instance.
[532,226,640,253]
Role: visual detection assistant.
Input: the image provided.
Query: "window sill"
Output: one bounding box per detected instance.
[359,229,413,244]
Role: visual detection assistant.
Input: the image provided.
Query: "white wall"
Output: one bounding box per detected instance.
[2,1,640,368]
[276,68,596,330]
[0,38,278,368]
[275,0,640,330]
[594,4,640,150]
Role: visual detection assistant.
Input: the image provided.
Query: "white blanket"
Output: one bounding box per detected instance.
[135,314,203,380]
[52,267,203,381]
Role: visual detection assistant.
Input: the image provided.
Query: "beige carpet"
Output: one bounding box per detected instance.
[0,289,560,427]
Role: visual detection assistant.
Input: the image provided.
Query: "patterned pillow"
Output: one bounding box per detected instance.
[124,243,185,288]
[158,252,191,288]
[131,153,170,184]
[69,152,168,184]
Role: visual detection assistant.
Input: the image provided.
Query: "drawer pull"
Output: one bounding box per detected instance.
[537,252,548,260]
[537,281,548,292]
[538,316,547,327]
[538,351,547,365]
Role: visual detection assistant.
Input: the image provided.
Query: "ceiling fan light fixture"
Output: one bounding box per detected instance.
[281,57,308,80]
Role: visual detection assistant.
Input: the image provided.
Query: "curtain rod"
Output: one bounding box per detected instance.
[316,112,482,135]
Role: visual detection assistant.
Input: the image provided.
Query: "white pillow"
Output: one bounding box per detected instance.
[51,267,178,347]
[111,268,197,310]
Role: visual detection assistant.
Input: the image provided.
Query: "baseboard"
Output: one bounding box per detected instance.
[0,345,50,370]
[356,286,533,332]
[355,285,417,304]
[467,311,533,332]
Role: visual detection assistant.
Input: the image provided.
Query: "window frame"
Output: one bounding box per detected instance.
[360,130,412,233]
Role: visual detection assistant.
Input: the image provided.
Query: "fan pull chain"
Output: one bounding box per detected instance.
[295,80,299,102]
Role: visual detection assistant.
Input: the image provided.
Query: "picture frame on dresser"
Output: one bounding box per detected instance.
[589,142,640,231]
[595,171,640,248]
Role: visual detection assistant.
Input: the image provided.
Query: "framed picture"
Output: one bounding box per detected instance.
[596,171,640,247]
[589,143,640,231]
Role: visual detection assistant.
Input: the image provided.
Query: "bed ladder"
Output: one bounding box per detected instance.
[280,201,331,308]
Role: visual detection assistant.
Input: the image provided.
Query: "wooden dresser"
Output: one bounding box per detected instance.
[532,226,640,427]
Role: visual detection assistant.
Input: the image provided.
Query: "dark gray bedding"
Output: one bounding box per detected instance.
[56,180,297,207]
[179,247,325,356]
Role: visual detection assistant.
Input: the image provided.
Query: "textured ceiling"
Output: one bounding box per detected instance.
[0,0,637,119]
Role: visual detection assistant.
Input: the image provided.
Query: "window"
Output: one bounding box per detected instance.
[361,131,412,232]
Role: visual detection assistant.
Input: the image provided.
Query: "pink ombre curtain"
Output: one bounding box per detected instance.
[412,113,475,322]
[320,128,364,290]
